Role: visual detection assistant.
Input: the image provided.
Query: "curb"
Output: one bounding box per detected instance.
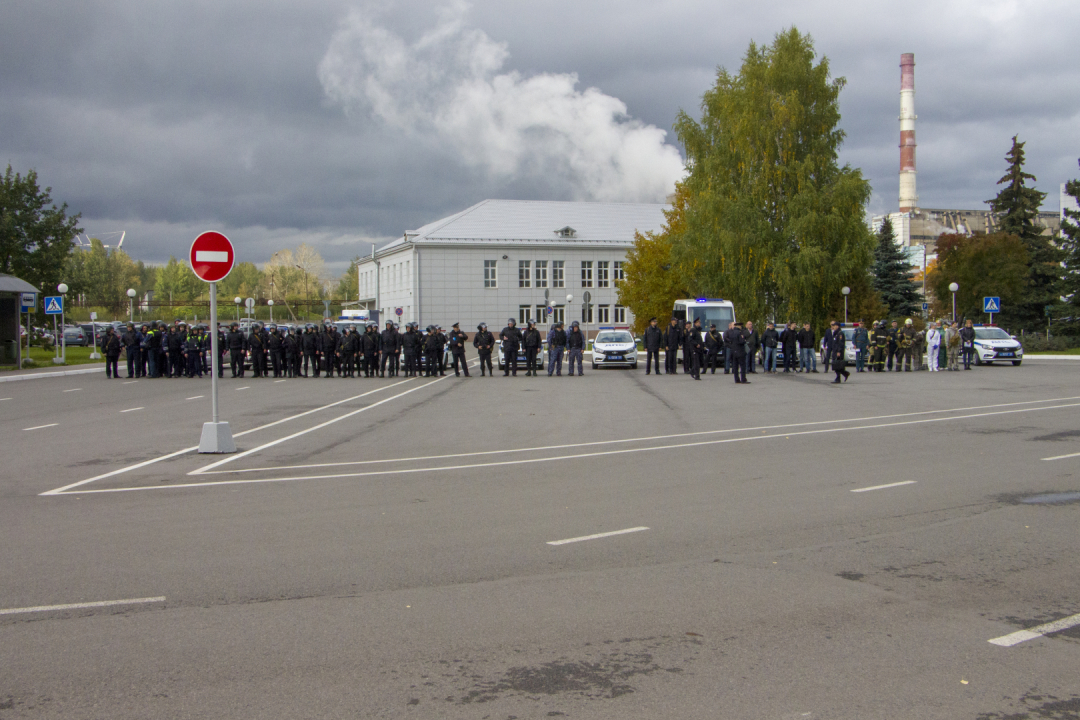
[0,366,106,383]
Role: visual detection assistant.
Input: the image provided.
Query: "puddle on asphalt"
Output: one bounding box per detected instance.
[1020,492,1080,505]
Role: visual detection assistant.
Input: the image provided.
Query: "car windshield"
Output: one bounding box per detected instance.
[595,331,634,344]
[688,306,734,328]
[975,328,1012,340]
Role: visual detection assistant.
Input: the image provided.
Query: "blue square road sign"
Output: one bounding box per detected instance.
[44,295,63,315]
[983,296,1001,313]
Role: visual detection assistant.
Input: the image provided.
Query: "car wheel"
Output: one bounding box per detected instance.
[975,355,983,366]
[631,362,637,369]
[591,362,597,370]
[1012,360,1022,366]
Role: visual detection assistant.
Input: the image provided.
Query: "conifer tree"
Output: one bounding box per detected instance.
[1060,159,1080,334]
[987,136,1062,330]
[871,216,920,317]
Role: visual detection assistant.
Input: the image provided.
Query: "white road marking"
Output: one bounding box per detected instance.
[186,395,204,400]
[23,423,59,431]
[0,596,166,616]
[1043,451,1080,461]
[62,388,81,393]
[190,378,447,475]
[851,481,917,493]
[235,386,250,391]
[548,527,650,545]
[120,407,144,413]
[0,398,11,401]
[123,381,138,385]
[274,379,286,383]
[988,612,1080,647]
[201,395,1080,477]
[40,380,413,496]
[61,401,1080,494]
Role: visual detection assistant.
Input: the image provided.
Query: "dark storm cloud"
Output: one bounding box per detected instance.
[2,0,1078,274]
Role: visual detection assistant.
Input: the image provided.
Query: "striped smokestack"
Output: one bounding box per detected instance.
[899,53,917,212]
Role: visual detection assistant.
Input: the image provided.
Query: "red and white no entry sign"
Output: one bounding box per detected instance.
[189,231,235,282]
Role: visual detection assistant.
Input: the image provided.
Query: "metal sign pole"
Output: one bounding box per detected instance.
[210,282,220,425]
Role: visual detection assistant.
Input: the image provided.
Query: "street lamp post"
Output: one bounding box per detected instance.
[57,283,68,364]
[948,282,959,323]
[841,286,851,325]
[268,299,274,323]
[234,296,242,324]
[127,288,136,323]
[295,264,308,323]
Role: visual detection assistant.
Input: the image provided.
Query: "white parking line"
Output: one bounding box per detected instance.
[63,388,81,393]
[851,481,917,493]
[23,423,58,431]
[0,398,11,401]
[199,396,1080,477]
[548,527,650,545]
[274,379,286,383]
[61,401,1080,494]
[186,395,204,400]
[123,381,138,385]
[0,596,166,617]
[236,386,250,391]
[191,378,447,475]
[120,407,144,413]
[40,380,413,496]
[989,612,1080,647]
[1043,451,1080,461]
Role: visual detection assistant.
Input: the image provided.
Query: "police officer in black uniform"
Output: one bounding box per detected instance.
[380,321,400,377]
[402,323,420,377]
[642,317,662,375]
[664,318,682,375]
[500,318,522,377]
[523,320,542,376]
[704,323,723,374]
[447,323,470,377]
[423,326,441,376]
[473,323,494,376]
[683,321,702,380]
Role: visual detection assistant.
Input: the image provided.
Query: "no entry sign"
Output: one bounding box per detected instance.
[189,231,235,282]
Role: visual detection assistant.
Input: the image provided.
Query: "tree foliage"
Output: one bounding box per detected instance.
[617,186,691,333]
[670,28,874,329]
[925,232,1029,323]
[0,165,81,292]
[64,238,142,309]
[871,216,920,317]
[1060,159,1080,334]
[154,256,206,304]
[986,136,1062,330]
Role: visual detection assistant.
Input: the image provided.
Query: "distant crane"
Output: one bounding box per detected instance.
[73,231,126,250]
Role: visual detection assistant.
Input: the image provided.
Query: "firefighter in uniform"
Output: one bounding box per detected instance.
[897,318,917,371]
[871,321,889,372]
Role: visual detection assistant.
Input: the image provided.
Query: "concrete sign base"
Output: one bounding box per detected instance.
[198,421,237,454]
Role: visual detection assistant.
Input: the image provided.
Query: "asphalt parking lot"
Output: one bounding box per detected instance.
[2,358,1079,719]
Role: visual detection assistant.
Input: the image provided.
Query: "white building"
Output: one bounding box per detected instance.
[355,199,669,333]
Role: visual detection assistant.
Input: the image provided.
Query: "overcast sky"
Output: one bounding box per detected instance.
[3,0,1078,274]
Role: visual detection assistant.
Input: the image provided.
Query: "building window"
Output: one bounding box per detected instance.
[536,305,549,323]
[553,305,565,324]
[614,261,624,284]
[581,261,593,288]
[519,305,533,324]
[518,260,531,288]
[582,304,593,324]
[484,260,497,288]
[598,305,610,323]
[535,260,548,287]
[597,261,609,288]
[552,261,565,288]
[614,305,626,323]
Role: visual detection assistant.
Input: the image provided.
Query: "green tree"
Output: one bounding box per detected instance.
[0,165,81,293]
[671,28,874,329]
[335,257,360,304]
[617,187,691,333]
[154,256,205,304]
[986,136,1062,330]
[1060,160,1080,335]
[218,261,262,302]
[871,216,920,317]
[925,232,1029,323]
[64,238,141,312]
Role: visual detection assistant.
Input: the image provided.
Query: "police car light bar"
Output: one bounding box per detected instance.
[694,298,725,303]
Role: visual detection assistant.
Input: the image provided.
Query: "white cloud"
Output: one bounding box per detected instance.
[318,1,685,203]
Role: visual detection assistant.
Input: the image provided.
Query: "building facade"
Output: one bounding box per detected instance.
[354,199,669,333]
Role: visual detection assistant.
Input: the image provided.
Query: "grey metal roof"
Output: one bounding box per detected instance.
[0,274,39,294]
[373,199,670,256]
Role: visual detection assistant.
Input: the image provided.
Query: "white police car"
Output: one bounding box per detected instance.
[591,327,638,369]
[972,325,1023,366]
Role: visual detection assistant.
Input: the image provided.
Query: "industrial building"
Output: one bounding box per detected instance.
[354,199,668,333]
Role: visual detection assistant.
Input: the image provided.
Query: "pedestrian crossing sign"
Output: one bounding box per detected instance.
[44,296,63,314]
[983,296,1001,313]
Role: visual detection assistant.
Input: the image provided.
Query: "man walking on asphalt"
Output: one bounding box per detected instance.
[643,317,662,375]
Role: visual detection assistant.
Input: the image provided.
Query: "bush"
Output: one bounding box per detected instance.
[1019,334,1079,352]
